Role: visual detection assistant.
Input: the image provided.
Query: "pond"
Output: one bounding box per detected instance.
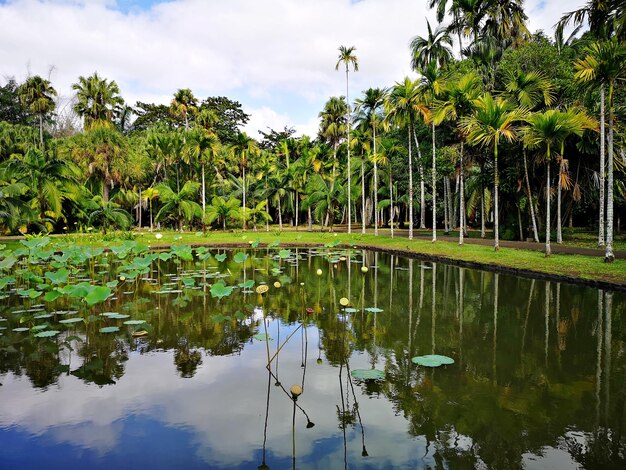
[0,239,624,469]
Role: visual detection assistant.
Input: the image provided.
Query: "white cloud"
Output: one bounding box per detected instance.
[0,0,588,137]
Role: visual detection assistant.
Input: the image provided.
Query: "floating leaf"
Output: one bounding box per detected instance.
[351,369,385,381]
[215,253,227,262]
[99,326,120,334]
[123,319,146,325]
[210,282,234,299]
[13,327,29,332]
[59,318,84,324]
[344,308,357,313]
[31,324,49,331]
[411,355,454,367]
[253,333,272,341]
[34,330,60,338]
[233,252,248,263]
[278,249,291,259]
[365,307,384,313]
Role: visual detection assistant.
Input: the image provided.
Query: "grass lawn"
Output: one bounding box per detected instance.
[2,228,623,288]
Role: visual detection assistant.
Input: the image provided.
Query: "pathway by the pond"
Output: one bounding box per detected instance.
[327,226,626,259]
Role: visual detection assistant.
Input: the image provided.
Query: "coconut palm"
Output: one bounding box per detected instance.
[336,45,359,233]
[385,78,431,240]
[171,89,198,129]
[434,71,483,245]
[17,76,57,148]
[524,109,595,256]
[155,180,202,232]
[72,73,124,130]
[355,87,386,235]
[574,37,626,261]
[410,19,454,71]
[460,93,528,250]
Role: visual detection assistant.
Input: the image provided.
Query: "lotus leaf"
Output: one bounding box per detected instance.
[351,369,385,381]
[250,239,260,248]
[233,252,248,263]
[123,320,146,325]
[344,308,357,313]
[45,268,69,285]
[99,326,120,334]
[211,314,231,323]
[31,325,49,331]
[13,327,29,332]
[17,288,42,299]
[34,330,60,338]
[210,282,233,299]
[267,240,280,248]
[253,333,272,341]
[85,286,112,305]
[365,307,384,313]
[59,318,84,324]
[215,253,227,262]
[411,354,454,367]
[44,291,63,302]
[278,249,291,259]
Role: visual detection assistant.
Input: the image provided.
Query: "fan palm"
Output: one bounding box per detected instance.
[155,180,202,231]
[336,45,359,233]
[460,93,528,250]
[17,76,57,148]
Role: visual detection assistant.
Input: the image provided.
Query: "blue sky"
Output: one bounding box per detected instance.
[1,0,582,137]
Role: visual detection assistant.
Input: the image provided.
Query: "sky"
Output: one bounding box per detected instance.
[0,0,585,138]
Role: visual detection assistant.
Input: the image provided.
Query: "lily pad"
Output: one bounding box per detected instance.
[12,327,29,332]
[123,320,146,325]
[59,318,84,324]
[210,282,234,299]
[365,307,384,313]
[411,354,455,367]
[351,369,385,381]
[99,326,120,334]
[34,330,60,338]
[253,333,272,341]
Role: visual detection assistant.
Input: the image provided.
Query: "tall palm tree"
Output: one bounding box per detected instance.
[72,72,124,130]
[17,76,57,148]
[187,127,219,214]
[434,72,483,245]
[410,19,453,70]
[504,69,555,243]
[355,87,386,235]
[385,78,431,240]
[524,109,594,256]
[417,61,446,242]
[461,93,528,250]
[336,45,359,233]
[171,88,198,129]
[232,132,258,230]
[575,37,626,262]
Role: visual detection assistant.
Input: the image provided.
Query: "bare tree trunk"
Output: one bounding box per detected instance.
[432,121,437,243]
[308,207,313,231]
[373,123,379,236]
[413,130,426,229]
[443,176,449,233]
[408,124,414,240]
[605,84,615,262]
[494,142,499,251]
[138,187,142,229]
[201,163,206,215]
[361,158,366,234]
[546,159,551,257]
[390,171,394,238]
[523,148,540,242]
[278,196,283,231]
[242,165,247,231]
[599,85,606,247]
[346,66,352,235]
[459,142,465,245]
[557,159,563,244]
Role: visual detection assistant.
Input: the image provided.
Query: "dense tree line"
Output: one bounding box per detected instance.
[0,0,624,261]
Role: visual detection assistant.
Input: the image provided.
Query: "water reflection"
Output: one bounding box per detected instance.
[0,248,624,468]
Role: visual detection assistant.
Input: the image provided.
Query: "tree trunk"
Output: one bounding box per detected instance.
[605,83,615,262]
[414,130,426,229]
[103,179,110,204]
[242,165,247,231]
[432,121,437,243]
[39,114,44,149]
[481,184,486,238]
[201,163,206,215]
[459,142,465,245]
[390,172,394,238]
[373,123,378,236]
[599,85,606,247]
[557,156,563,244]
[265,198,270,232]
[308,207,312,231]
[346,66,352,235]
[278,196,283,231]
[361,158,366,234]
[523,148,540,242]
[494,141,499,251]
[149,199,153,232]
[138,187,142,229]
[545,154,551,257]
[408,123,414,240]
[443,175,449,233]
[295,196,299,231]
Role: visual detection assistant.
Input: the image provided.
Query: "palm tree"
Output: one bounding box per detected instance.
[232,132,258,230]
[336,45,359,233]
[187,127,219,214]
[88,195,132,234]
[460,93,528,250]
[17,76,57,148]
[205,196,242,230]
[72,72,124,130]
[142,187,159,231]
[385,78,431,240]
[155,180,202,231]
[355,87,386,235]
[504,69,555,243]
[434,72,483,245]
[417,61,446,242]
[171,89,198,129]
[524,109,594,256]
[410,19,453,70]
[574,37,626,261]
